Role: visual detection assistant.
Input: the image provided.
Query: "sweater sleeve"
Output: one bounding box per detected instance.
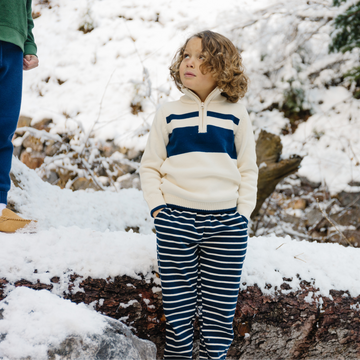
[24,0,37,56]
[139,107,169,217]
[235,106,258,220]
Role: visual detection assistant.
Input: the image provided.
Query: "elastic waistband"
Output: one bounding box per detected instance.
[166,203,237,215]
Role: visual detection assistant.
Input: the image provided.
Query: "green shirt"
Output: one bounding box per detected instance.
[0,0,37,55]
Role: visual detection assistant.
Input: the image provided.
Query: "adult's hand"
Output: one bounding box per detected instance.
[23,55,39,70]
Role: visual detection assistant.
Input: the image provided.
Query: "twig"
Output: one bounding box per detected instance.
[80,158,105,191]
[105,168,119,193]
[253,195,272,235]
[80,68,117,157]
[276,243,285,250]
[316,198,354,247]
[294,253,306,262]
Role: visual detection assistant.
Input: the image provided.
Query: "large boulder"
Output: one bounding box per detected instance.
[0,287,157,360]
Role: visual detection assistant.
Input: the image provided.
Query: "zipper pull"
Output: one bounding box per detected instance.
[201,102,204,108]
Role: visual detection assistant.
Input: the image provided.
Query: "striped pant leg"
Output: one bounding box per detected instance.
[155,208,200,359]
[197,211,248,360]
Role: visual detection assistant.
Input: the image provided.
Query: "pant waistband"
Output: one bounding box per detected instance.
[166,203,237,215]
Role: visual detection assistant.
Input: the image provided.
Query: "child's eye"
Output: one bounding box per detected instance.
[183,54,189,59]
[199,55,205,60]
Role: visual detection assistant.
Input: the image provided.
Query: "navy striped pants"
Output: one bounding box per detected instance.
[155,206,248,360]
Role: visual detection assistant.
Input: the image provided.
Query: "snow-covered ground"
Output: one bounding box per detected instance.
[1,0,360,358]
[1,159,360,359]
[21,0,360,194]
[3,159,360,299]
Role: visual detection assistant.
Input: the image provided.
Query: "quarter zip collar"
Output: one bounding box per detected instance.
[181,86,222,105]
[181,87,223,133]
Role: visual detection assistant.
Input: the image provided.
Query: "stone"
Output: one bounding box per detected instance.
[47,316,157,360]
[12,146,22,159]
[17,115,32,128]
[22,135,44,152]
[126,149,143,161]
[117,173,141,190]
[45,140,62,156]
[337,191,360,207]
[0,285,156,360]
[32,118,53,132]
[99,141,122,158]
[20,150,45,170]
[43,170,59,185]
[289,198,307,210]
[72,177,99,191]
[3,274,359,360]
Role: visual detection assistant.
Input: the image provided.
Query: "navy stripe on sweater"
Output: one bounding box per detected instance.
[166,111,199,124]
[207,111,240,125]
[166,125,237,159]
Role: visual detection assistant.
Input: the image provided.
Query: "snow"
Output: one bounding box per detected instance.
[9,157,154,234]
[0,287,107,360]
[20,0,360,194]
[1,0,360,357]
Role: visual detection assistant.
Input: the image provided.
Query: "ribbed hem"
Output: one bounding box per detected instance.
[0,26,25,52]
[167,203,237,215]
[0,191,8,205]
[164,194,237,213]
[24,43,37,56]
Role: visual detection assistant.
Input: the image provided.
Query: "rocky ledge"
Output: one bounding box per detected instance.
[1,274,359,359]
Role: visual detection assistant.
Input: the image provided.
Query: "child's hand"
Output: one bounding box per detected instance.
[153,208,165,218]
[23,55,39,70]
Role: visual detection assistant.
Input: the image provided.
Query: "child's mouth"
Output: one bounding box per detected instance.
[184,72,196,77]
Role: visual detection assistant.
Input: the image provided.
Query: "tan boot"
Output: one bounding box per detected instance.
[0,209,36,233]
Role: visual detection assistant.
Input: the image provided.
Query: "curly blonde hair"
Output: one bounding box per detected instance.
[169,30,249,103]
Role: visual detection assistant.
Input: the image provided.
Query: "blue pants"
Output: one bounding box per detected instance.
[155,206,248,360]
[0,40,23,204]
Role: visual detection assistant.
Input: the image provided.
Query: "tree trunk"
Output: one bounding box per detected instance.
[253,130,303,217]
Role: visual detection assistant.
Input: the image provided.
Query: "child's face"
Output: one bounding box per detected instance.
[179,37,217,102]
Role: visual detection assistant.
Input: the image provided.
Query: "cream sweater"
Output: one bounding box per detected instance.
[139,87,258,219]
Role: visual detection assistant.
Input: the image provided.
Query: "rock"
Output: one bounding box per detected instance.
[299,176,321,190]
[127,149,143,161]
[228,286,360,359]
[72,177,99,191]
[117,173,141,190]
[43,170,59,185]
[99,141,122,158]
[254,130,303,217]
[45,140,61,156]
[17,115,32,128]
[288,198,307,210]
[32,118,53,132]
[3,274,359,360]
[0,286,157,360]
[337,191,360,207]
[12,145,22,159]
[20,150,45,169]
[22,135,44,152]
[47,316,157,360]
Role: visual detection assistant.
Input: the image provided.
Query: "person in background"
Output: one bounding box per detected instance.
[0,0,39,232]
[140,30,258,359]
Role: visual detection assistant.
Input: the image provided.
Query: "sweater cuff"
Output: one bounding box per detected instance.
[24,43,37,56]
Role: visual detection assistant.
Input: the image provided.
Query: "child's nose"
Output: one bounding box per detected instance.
[186,59,194,68]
